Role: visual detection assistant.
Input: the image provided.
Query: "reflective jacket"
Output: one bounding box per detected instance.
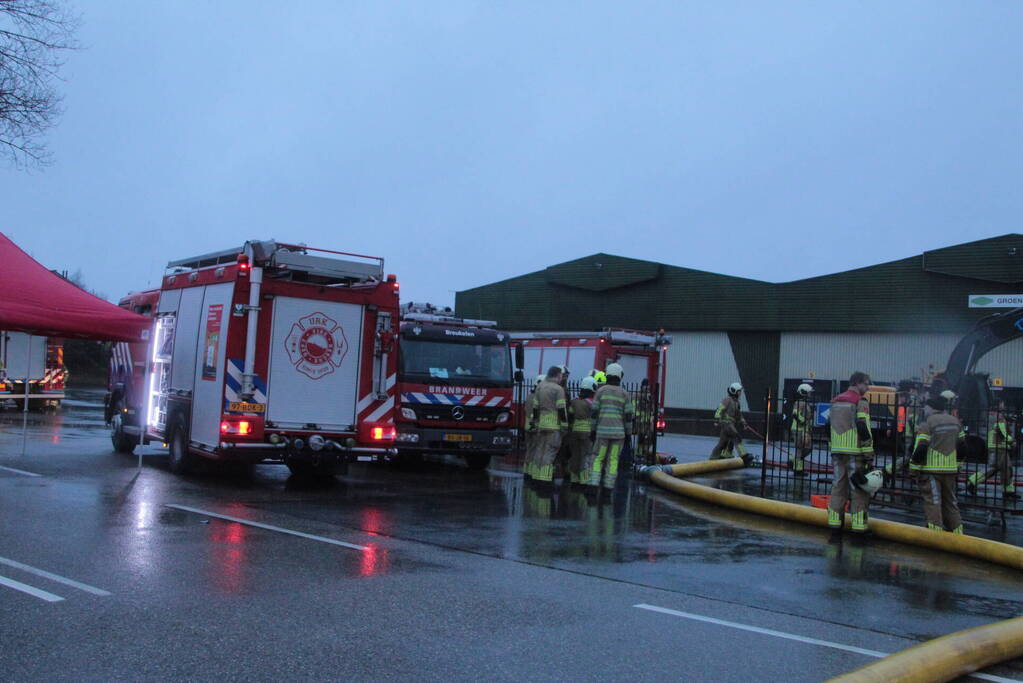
[913,412,964,473]
[568,397,594,433]
[592,385,635,438]
[535,380,568,431]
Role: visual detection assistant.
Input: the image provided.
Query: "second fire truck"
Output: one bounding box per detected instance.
[106,240,400,477]
[394,303,518,470]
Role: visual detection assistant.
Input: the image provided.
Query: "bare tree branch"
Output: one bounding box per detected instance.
[0,0,79,168]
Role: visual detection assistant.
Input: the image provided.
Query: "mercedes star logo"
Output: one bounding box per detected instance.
[451,405,465,420]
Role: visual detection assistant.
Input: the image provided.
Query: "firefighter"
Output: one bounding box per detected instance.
[967,401,1017,499]
[522,374,545,480]
[828,372,875,535]
[531,366,569,487]
[553,364,573,480]
[566,376,597,484]
[912,395,966,533]
[789,383,814,477]
[709,383,751,463]
[588,363,635,491]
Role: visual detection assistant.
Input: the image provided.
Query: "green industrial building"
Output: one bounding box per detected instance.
[456,234,1023,416]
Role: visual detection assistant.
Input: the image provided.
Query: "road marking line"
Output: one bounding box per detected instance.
[0,556,110,596]
[166,504,368,551]
[0,574,64,602]
[0,465,41,477]
[634,604,1020,683]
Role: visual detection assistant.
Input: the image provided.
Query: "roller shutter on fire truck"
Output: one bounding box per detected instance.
[266,297,364,431]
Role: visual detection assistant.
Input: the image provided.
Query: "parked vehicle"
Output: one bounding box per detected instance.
[394,303,516,470]
[0,332,66,410]
[106,240,400,478]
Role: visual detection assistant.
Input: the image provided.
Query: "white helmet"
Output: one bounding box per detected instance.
[580,376,598,392]
[605,363,624,379]
[940,390,957,402]
[728,382,743,397]
[797,383,813,397]
[535,374,545,387]
[854,469,884,496]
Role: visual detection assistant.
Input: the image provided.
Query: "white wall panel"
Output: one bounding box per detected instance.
[779,333,1023,393]
[663,332,746,411]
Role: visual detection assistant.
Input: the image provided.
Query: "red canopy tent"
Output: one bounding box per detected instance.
[0,233,150,342]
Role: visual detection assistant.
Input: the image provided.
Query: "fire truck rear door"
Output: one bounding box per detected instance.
[266,297,364,430]
[189,283,234,447]
[616,353,650,387]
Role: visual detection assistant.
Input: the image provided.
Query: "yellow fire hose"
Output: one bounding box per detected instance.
[642,459,1023,570]
[641,459,1023,681]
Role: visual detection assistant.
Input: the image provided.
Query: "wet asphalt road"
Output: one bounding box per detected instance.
[1,389,1022,681]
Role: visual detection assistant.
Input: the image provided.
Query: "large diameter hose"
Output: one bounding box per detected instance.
[643,459,1023,570]
[827,616,1023,683]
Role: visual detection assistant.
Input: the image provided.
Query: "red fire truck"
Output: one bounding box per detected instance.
[105,240,400,477]
[511,328,672,432]
[394,303,518,470]
[0,333,67,409]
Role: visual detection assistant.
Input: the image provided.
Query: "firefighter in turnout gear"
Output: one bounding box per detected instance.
[566,376,597,484]
[522,374,546,480]
[709,383,751,463]
[886,386,925,484]
[588,363,635,490]
[789,383,814,476]
[967,401,1017,499]
[532,366,569,486]
[912,395,966,533]
[828,372,874,534]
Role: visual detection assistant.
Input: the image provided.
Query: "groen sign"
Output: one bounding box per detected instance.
[969,294,1023,308]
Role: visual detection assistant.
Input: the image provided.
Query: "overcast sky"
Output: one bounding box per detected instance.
[4,2,1022,304]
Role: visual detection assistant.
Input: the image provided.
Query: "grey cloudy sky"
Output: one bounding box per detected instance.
[4,2,1022,305]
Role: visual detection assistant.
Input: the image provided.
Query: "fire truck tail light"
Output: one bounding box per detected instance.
[220,417,262,438]
[372,426,395,440]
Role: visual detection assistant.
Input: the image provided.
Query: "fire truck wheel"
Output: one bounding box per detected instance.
[110,400,136,454]
[464,454,491,471]
[168,420,195,475]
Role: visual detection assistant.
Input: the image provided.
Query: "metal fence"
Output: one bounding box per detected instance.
[758,389,1022,528]
[512,379,660,469]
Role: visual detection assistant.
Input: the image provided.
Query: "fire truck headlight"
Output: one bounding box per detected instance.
[495,411,510,424]
[309,435,325,451]
[401,407,416,420]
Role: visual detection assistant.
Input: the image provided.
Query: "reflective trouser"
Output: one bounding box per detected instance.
[566,431,593,484]
[589,436,624,489]
[920,473,963,533]
[791,427,811,472]
[710,423,747,460]
[532,430,563,483]
[522,430,537,478]
[828,454,871,532]
[968,448,1015,493]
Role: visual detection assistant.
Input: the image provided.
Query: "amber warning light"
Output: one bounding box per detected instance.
[372,425,396,440]
[237,253,250,275]
[221,420,251,435]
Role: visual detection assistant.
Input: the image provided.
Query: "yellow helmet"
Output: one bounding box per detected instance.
[590,369,607,385]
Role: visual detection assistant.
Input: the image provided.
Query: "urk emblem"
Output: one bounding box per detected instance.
[284,312,349,380]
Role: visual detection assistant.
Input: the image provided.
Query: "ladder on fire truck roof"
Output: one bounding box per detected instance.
[166,240,385,283]
[510,329,671,347]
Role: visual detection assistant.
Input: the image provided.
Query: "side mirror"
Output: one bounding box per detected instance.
[514,344,524,370]
[514,370,524,383]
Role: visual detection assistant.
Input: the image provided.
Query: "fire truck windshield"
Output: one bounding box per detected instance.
[400,340,511,386]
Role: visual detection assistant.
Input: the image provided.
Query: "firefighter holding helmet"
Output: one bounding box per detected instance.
[709,382,752,464]
[588,363,635,491]
[828,371,875,535]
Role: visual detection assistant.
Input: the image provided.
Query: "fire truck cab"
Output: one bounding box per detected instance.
[107,240,400,478]
[395,303,517,470]
[0,332,66,410]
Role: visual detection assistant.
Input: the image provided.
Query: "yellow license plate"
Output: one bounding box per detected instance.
[229,401,266,413]
[444,433,472,442]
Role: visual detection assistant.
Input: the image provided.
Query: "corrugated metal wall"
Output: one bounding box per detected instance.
[664,332,748,411]
[778,333,1023,392]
